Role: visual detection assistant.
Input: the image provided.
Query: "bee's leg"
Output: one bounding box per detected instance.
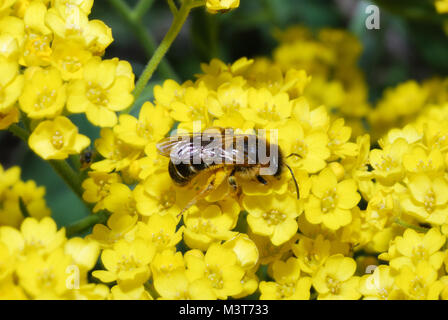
[256,175,268,185]
[178,169,228,217]
[228,168,238,191]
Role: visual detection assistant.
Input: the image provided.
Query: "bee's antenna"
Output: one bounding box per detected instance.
[287,153,301,159]
[285,164,300,199]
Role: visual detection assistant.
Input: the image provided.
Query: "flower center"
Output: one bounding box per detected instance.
[258,102,281,122]
[262,209,286,226]
[60,55,82,73]
[152,230,171,247]
[321,188,337,213]
[159,190,176,210]
[117,254,140,272]
[51,130,64,149]
[423,189,435,213]
[35,88,57,111]
[278,282,295,298]
[23,33,52,59]
[86,82,109,106]
[326,276,341,295]
[205,265,224,289]
[410,277,426,299]
[376,154,398,172]
[292,139,308,158]
[37,267,55,287]
[136,121,154,140]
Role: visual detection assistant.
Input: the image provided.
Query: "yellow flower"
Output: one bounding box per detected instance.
[81,171,122,212]
[0,107,19,130]
[401,174,448,225]
[240,88,292,127]
[0,58,24,113]
[327,118,358,159]
[312,254,361,300]
[169,84,211,131]
[184,243,245,299]
[52,0,94,15]
[64,237,100,274]
[113,101,172,150]
[0,217,65,257]
[87,212,137,248]
[183,201,239,251]
[151,250,216,300]
[304,167,360,230]
[206,0,239,14]
[90,128,140,172]
[133,172,181,217]
[359,265,404,300]
[279,119,330,173]
[92,238,155,287]
[0,275,27,299]
[402,145,445,175]
[109,284,152,300]
[259,257,312,300]
[243,193,300,246]
[135,214,184,252]
[103,183,139,216]
[369,138,409,186]
[50,38,93,80]
[28,116,90,160]
[67,57,134,127]
[435,0,448,14]
[395,261,444,300]
[20,1,53,67]
[291,234,331,275]
[19,66,66,119]
[222,234,259,271]
[16,248,72,299]
[380,228,446,271]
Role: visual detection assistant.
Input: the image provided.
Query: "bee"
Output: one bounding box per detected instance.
[156,127,300,216]
[80,149,95,170]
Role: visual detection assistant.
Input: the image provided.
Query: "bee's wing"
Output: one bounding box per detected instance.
[156,135,194,161]
[157,132,260,164]
[218,133,259,164]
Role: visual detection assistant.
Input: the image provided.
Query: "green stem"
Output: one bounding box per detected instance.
[394,217,429,233]
[108,0,178,81]
[130,0,203,110]
[66,210,109,237]
[133,0,155,20]
[48,160,85,200]
[8,124,29,141]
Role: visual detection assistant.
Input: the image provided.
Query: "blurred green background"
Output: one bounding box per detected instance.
[1,0,447,228]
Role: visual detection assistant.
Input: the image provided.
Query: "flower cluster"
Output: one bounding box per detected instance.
[76,52,369,299]
[0,164,50,228]
[368,78,448,142]
[0,0,135,160]
[271,26,372,137]
[0,216,108,299]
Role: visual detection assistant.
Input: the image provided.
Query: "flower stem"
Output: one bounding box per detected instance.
[66,210,109,237]
[8,124,29,141]
[48,159,85,200]
[393,217,429,233]
[108,0,178,81]
[130,0,204,109]
[133,0,155,20]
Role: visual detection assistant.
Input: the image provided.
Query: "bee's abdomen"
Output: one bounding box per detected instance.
[168,161,208,185]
